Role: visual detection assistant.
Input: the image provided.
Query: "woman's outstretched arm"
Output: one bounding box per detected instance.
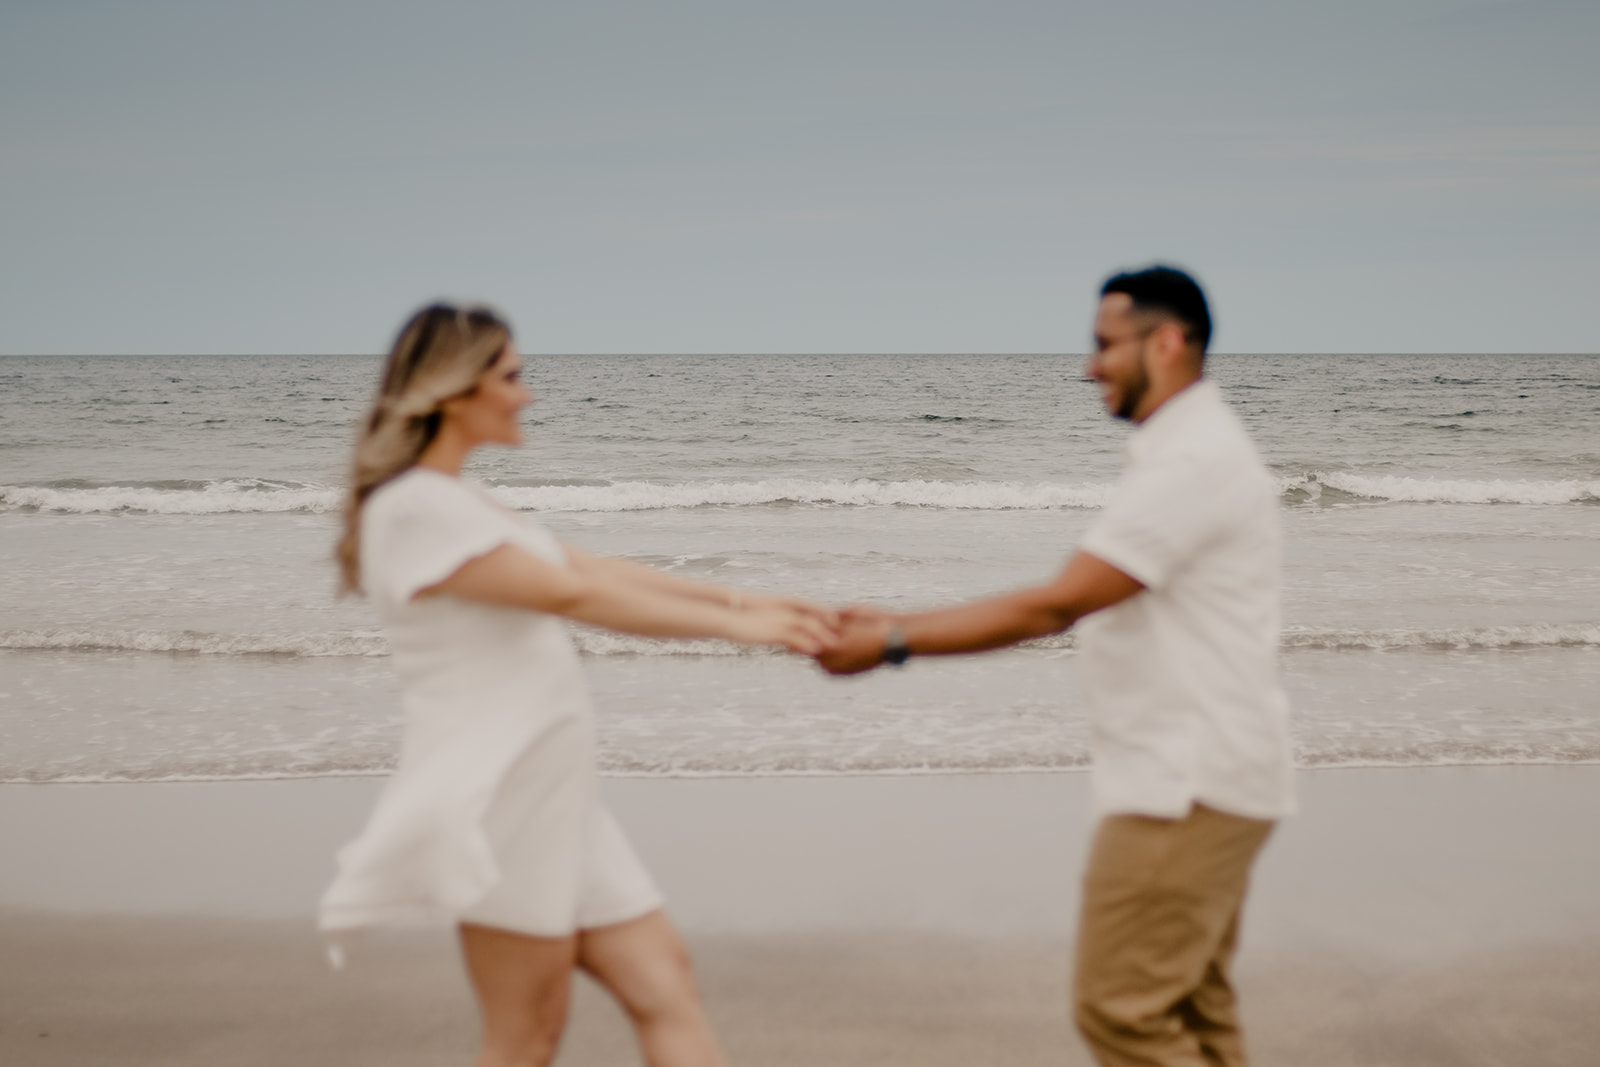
[418,543,836,654]
[560,544,830,619]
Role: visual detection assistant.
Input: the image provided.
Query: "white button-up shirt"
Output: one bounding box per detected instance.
[1077,379,1295,821]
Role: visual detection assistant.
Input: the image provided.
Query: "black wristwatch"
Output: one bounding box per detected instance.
[882,624,911,666]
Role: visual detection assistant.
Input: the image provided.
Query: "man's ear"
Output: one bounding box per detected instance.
[1148,320,1191,373]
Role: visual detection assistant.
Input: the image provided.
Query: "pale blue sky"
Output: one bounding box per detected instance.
[2,0,1596,354]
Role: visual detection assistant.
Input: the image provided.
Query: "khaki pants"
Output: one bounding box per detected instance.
[1073,804,1275,1067]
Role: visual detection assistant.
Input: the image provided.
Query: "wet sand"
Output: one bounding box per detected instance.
[3,767,1599,1065]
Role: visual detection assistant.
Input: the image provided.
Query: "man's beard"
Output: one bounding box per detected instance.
[1113,358,1149,422]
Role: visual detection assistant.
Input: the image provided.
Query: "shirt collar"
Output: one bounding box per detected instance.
[1125,379,1219,461]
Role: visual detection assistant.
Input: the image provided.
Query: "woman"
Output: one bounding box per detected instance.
[320,304,836,1067]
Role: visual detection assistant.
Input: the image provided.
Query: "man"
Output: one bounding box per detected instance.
[818,266,1294,1067]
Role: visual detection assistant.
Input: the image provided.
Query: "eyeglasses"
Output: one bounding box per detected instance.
[1092,325,1157,354]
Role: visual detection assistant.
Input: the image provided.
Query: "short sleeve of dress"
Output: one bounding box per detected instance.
[362,472,522,606]
[1079,457,1232,590]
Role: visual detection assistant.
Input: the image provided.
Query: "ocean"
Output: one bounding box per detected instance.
[1,352,1596,783]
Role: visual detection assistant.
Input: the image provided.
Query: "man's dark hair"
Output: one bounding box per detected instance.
[1100,265,1212,354]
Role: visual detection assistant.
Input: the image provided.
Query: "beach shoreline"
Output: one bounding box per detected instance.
[3,767,1599,1065]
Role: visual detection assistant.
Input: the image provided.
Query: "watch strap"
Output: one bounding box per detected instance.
[882,623,911,666]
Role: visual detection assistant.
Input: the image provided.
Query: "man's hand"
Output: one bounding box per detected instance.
[812,552,1143,675]
[814,610,894,676]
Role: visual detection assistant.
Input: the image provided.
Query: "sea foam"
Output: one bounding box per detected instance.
[6,623,1595,659]
[9,743,1600,786]
[5,472,1596,515]
[0,480,342,514]
[491,478,1117,512]
[0,627,752,658]
[1282,473,1600,506]
[0,478,1115,514]
[0,628,390,657]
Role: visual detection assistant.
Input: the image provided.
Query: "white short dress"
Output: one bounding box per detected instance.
[319,468,662,950]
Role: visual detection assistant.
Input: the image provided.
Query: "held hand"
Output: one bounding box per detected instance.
[814,615,893,676]
[838,602,892,626]
[742,592,841,631]
[726,603,839,656]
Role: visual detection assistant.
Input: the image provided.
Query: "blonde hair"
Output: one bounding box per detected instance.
[336,303,512,593]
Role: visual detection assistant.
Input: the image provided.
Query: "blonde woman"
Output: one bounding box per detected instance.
[320,304,836,1067]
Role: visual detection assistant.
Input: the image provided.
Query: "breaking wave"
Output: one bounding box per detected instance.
[491,479,1116,511]
[0,627,753,659]
[8,745,1600,785]
[0,478,1116,514]
[1281,473,1600,506]
[0,628,390,657]
[6,471,1597,515]
[0,480,342,514]
[1279,623,1600,652]
[4,623,1595,660]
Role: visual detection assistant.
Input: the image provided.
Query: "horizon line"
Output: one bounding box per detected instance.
[2,351,1597,359]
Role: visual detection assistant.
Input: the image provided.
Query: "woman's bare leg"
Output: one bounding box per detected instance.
[458,922,579,1067]
[578,910,729,1067]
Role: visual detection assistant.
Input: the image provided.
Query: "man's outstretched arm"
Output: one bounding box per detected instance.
[817,551,1144,675]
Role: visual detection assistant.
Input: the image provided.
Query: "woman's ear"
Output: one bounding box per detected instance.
[435,389,471,423]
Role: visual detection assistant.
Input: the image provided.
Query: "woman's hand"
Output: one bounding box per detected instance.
[837,602,892,626]
[738,592,840,629]
[723,603,839,656]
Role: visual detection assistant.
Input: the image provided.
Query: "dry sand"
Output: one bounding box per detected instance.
[3,768,1599,1065]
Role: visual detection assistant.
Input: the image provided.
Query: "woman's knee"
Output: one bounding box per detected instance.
[582,919,704,1023]
[479,985,571,1067]
[625,943,704,1022]
[458,923,577,1066]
